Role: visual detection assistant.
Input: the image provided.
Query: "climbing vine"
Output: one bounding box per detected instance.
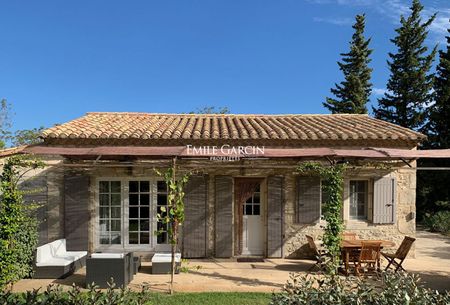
[0,155,44,288]
[155,162,190,294]
[297,161,346,275]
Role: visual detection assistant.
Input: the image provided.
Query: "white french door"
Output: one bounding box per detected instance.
[96,178,170,251]
[242,185,264,256]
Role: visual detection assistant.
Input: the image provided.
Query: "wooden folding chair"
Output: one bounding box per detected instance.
[306,235,328,271]
[382,236,416,272]
[354,241,381,276]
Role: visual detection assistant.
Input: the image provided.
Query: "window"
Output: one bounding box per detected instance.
[97,179,169,248]
[156,181,169,244]
[349,180,368,219]
[243,185,261,216]
[128,181,150,245]
[99,181,122,245]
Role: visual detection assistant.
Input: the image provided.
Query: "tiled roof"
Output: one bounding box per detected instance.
[42,112,425,143]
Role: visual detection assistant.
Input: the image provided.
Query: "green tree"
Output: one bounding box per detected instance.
[323,14,373,114]
[417,20,450,221]
[191,106,230,114]
[0,99,13,148]
[156,164,190,294]
[428,21,450,149]
[373,0,436,130]
[12,127,44,146]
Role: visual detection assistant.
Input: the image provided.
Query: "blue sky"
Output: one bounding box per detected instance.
[0,0,449,132]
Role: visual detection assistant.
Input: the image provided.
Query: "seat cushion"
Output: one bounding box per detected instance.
[152,253,181,263]
[36,257,74,267]
[64,251,87,260]
[91,253,124,259]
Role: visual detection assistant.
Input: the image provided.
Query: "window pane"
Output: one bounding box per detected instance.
[140,194,150,205]
[129,207,139,218]
[111,220,121,231]
[99,194,109,206]
[157,194,167,205]
[253,193,260,203]
[157,181,167,192]
[100,234,110,244]
[245,204,252,215]
[99,181,109,193]
[100,220,109,232]
[253,205,260,215]
[140,232,150,244]
[129,194,139,205]
[358,204,365,217]
[140,220,149,231]
[111,207,121,218]
[140,207,150,218]
[100,207,109,218]
[129,232,138,244]
[129,181,139,193]
[129,220,139,231]
[140,181,150,192]
[111,194,121,206]
[246,197,252,203]
[357,193,366,204]
[111,233,121,244]
[157,232,167,244]
[111,181,121,193]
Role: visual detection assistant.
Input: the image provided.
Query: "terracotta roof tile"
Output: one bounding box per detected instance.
[42,112,425,143]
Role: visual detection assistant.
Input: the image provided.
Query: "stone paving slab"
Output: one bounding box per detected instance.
[12,230,450,293]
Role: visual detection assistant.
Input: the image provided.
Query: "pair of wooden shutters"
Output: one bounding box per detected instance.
[214,176,284,258]
[296,176,397,224]
[64,174,210,256]
[21,176,48,246]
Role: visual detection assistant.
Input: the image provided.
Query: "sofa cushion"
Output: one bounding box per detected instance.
[36,257,74,267]
[91,253,125,259]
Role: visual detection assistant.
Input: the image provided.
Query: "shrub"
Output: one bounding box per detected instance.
[270,271,450,305]
[0,282,151,305]
[0,156,43,288]
[423,210,450,234]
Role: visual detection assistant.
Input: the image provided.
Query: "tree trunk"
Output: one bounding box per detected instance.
[170,223,178,294]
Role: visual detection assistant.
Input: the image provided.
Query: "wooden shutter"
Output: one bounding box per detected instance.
[183,175,207,258]
[373,176,396,224]
[267,176,283,258]
[21,176,48,246]
[296,176,321,223]
[215,176,233,257]
[64,174,89,251]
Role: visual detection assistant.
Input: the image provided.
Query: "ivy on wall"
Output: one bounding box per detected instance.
[297,161,346,275]
[0,155,44,288]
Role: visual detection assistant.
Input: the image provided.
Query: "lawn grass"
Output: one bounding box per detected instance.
[145,292,271,305]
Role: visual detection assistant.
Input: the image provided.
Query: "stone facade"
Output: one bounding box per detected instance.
[30,156,417,259]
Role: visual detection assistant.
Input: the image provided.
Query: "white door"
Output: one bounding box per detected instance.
[242,186,264,256]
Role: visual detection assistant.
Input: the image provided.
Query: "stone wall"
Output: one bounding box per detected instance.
[24,157,416,258]
[283,163,417,258]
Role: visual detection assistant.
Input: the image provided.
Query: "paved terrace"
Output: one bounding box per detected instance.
[12,230,450,293]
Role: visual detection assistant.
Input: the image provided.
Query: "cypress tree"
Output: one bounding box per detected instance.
[428,21,450,148]
[323,14,373,114]
[416,20,450,221]
[373,0,436,130]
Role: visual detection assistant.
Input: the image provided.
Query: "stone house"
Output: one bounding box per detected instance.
[8,112,430,259]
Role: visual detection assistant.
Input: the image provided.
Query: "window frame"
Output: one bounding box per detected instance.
[348,179,369,220]
[94,177,170,252]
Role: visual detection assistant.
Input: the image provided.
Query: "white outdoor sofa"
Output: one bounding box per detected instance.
[34,239,87,279]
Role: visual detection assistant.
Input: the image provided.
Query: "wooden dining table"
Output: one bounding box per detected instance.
[341,239,396,275]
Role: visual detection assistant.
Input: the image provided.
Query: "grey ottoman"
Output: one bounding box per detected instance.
[151,253,181,274]
[86,252,134,288]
